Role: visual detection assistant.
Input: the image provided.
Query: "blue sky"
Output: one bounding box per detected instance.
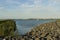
[0,0,60,19]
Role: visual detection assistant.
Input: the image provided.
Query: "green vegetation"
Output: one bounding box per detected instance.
[0,20,16,37]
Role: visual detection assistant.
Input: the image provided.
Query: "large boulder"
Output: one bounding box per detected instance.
[0,20,16,37]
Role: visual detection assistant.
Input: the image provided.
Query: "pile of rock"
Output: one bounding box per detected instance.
[24,20,60,40]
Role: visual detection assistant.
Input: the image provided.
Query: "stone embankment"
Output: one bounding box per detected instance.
[23,20,60,40]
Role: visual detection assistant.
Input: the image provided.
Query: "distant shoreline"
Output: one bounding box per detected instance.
[0,18,60,20]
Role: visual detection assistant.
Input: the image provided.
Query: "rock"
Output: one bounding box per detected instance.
[25,20,60,40]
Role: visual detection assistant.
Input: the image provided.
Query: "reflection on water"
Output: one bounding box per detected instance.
[15,19,56,35]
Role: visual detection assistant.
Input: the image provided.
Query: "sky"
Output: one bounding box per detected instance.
[0,0,60,19]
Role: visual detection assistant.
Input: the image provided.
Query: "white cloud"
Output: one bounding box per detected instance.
[6,0,21,4]
[0,0,60,19]
[0,7,4,9]
[52,0,60,2]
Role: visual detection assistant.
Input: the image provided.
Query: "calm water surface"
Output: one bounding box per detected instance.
[15,19,56,35]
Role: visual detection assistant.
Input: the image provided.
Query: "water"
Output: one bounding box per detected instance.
[15,19,56,35]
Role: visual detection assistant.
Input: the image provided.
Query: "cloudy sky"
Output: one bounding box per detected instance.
[0,0,60,19]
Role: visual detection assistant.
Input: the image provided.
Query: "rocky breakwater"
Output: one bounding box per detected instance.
[22,20,60,40]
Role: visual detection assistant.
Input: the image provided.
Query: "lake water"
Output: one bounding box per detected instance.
[15,19,56,35]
